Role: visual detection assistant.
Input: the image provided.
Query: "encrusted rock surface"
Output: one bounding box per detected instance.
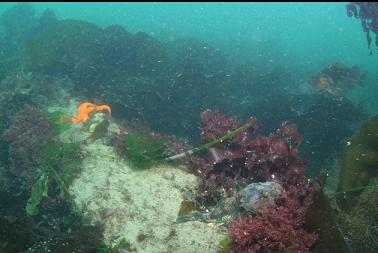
[70,140,226,253]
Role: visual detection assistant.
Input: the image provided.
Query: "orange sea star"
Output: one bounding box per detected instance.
[70,102,112,123]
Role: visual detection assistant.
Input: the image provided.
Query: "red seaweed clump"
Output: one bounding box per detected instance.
[200,108,243,141]
[229,186,319,253]
[192,109,306,204]
[191,109,319,252]
[2,105,54,188]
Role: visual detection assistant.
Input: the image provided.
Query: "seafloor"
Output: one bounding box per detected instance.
[56,100,227,252]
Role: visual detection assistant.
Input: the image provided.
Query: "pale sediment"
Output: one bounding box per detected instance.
[70,142,227,253]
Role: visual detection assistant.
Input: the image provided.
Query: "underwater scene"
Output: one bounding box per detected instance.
[0,2,378,253]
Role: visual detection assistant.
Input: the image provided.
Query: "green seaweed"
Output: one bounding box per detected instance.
[99,244,113,253]
[333,183,378,196]
[62,213,79,231]
[99,238,131,253]
[25,141,81,216]
[220,238,232,253]
[43,142,81,183]
[124,132,171,170]
[25,172,49,216]
[47,111,72,135]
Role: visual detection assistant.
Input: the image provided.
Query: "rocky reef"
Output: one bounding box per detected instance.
[19,18,231,139]
[0,2,374,252]
[0,3,57,59]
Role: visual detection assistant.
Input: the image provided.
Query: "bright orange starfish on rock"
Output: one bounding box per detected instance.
[70,102,112,123]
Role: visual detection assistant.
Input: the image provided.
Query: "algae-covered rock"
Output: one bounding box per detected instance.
[338,178,378,253]
[125,30,168,76]
[0,216,37,253]
[0,3,57,59]
[19,18,231,142]
[167,38,227,75]
[22,19,103,75]
[177,181,284,224]
[2,105,54,187]
[22,19,168,91]
[337,115,378,210]
[70,143,226,253]
[87,112,110,142]
[25,224,105,253]
[0,73,74,110]
[305,191,351,253]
